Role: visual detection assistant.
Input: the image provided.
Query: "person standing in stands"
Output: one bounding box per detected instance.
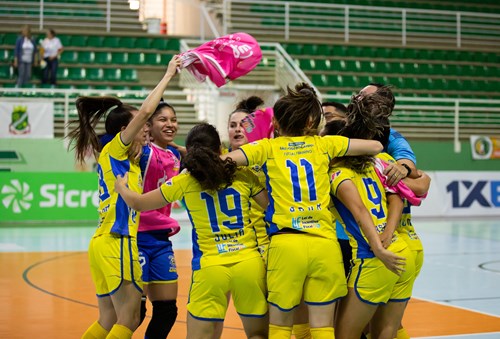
[137,101,182,338]
[40,28,63,87]
[13,25,38,87]
[68,56,181,339]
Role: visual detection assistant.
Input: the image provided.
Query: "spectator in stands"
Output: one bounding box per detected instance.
[13,25,38,87]
[322,101,347,123]
[40,28,63,87]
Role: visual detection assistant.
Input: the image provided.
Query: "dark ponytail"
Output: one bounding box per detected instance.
[67,96,136,163]
[183,123,237,191]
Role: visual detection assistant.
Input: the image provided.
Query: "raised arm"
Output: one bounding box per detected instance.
[345,139,383,156]
[115,173,168,211]
[121,56,181,145]
[335,180,405,275]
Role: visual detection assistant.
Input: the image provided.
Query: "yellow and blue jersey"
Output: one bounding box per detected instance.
[376,153,423,251]
[329,164,408,259]
[159,168,264,270]
[240,135,349,240]
[94,133,142,238]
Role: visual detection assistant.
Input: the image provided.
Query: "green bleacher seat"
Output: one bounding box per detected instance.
[311,74,327,87]
[3,33,18,45]
[144,53,161,65]
[60,51,78,63]
[69,35,87,47]
[120,37,136,49]
[103,36,120,48]
[151,37,169,50]
[0,49,12,62]
[160,54,173,65]
[68,67,85,81]
[104,68,120,81]
[128,52,144,65]
[302,44,318,56]
[299,59,313,70]
[285,43,303,55]
[122,69,137,81]
[315,59,331,71]
[87,68,103,81]
[0,65,12,79]
[87,36,104,47]
[94,52,111,64]
[135,37,152,49]
[78,51,94,63]
[166,39,180,51]
[112,52,128,64]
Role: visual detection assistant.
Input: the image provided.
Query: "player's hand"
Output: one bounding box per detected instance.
[166,55,182,78]
[128,140,143,164]
[115,172,129,193]
[384,163,407,186]
[373,247,406,276]
[379,231,392,249]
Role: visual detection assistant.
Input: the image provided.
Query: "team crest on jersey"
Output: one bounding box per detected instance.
[330,170,341,181]
[166,179,173,186]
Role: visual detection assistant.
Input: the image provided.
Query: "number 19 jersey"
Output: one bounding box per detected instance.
[159,168,264,271]
[240,135,349,240]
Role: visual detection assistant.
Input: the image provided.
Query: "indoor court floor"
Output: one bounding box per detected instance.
[1,217,499,339]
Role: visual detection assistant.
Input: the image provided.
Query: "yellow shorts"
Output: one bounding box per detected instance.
[88,234,143,297]
[349,245,415,304]
[187,256,267,321]
[267,233,347,311]
[413,249,424,278]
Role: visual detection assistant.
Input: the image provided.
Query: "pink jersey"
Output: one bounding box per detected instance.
[179,32,262,87]
[241,107,274,143]
[138,143,181,234]
[374,157,427,206]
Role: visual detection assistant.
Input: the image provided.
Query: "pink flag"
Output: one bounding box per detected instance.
[179,33,262,87]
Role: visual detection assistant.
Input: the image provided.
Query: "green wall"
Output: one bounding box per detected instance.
[1,139,498,172]
[411,140,500,171]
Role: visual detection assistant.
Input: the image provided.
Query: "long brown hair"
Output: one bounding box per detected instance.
[67,96,137,163]
[183,123,237,192]
[273,82,322,136]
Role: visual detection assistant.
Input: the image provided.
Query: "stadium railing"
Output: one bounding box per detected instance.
[221,0,500,48]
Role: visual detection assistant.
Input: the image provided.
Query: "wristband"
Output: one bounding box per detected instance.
[401,163,412,177]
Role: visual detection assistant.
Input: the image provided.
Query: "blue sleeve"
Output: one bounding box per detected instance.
[139,145,151,176]
[167,145,181,160]
[385,128,417,164]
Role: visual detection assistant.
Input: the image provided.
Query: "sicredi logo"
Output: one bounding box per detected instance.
[1,180,98,214]
[1,180,33,214]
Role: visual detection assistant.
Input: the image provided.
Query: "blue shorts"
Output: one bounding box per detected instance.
[138,231,178,284]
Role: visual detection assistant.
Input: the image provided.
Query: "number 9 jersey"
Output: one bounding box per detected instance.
[240,135,349,240]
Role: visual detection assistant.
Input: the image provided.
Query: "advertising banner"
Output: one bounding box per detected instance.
[412,171,500,217]
[0,102,54,138]
[0,172,189,223]
[1,171,499,222]
[470,135,500,160]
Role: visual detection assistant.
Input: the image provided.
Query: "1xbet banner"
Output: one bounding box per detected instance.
[0,172,98,222]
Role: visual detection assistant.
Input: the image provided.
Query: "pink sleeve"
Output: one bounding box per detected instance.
[374,158,426,206]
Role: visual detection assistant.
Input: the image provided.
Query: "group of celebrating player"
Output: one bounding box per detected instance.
[70,55,430,339]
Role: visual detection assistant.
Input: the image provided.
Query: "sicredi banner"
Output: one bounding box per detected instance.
[0,102,54,138]
[1,172,499,222]
[1,172,98,221]
[0,173,189,222]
